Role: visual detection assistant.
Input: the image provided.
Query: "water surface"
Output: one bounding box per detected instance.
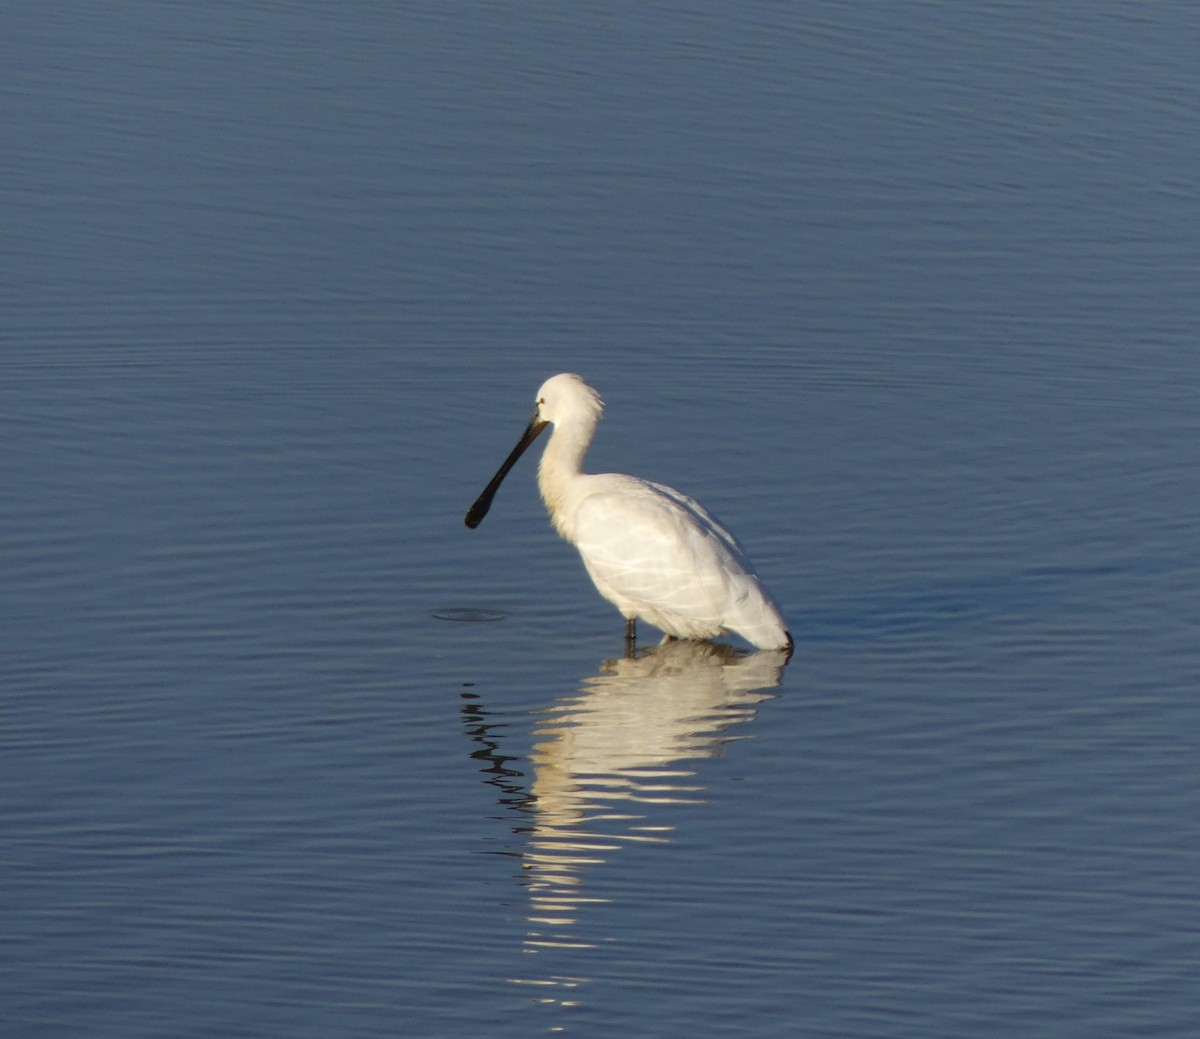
[3,3,1199,1037]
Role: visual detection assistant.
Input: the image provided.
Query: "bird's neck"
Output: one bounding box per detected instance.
[537,423,590,540]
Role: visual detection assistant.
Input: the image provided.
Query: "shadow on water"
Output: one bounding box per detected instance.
[459,640,789,1005]
[793,565,1114,644]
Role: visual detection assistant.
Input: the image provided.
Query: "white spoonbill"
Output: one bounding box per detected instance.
[465,373,793,654]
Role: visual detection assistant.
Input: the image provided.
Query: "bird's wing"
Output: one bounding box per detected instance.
[571,478,761,622]
[641,481,750,565]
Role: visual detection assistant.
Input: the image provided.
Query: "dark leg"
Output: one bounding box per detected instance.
[624,617,636,658]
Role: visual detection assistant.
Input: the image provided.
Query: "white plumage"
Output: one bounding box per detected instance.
[466,373,792,653]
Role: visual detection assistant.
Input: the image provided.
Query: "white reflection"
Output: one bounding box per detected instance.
[462,640,788,999]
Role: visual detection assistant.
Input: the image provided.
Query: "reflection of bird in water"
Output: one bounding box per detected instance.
[460,640,789,971]
[531,641,787,809]
[465,373,793,654]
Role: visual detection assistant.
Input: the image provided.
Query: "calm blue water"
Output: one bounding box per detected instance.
[4,3,1199,1037]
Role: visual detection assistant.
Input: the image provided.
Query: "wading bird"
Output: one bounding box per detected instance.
[465,373,792,654]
